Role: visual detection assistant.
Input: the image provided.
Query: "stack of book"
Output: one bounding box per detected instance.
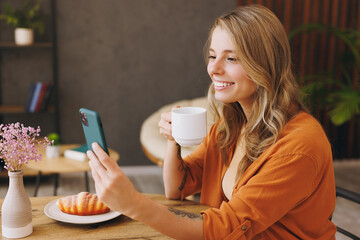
[25,82,54,113]
[64,144,89,161]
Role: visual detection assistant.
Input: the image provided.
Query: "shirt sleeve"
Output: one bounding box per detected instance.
[180,124,218,199]
[201,153,318,239]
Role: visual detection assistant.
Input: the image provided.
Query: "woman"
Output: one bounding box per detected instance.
[88,5,336,239]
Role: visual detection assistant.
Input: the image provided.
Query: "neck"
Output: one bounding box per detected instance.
[238,97,254,121]
[239,103,252,121]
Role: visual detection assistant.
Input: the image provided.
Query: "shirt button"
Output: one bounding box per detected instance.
[241,225,248,231]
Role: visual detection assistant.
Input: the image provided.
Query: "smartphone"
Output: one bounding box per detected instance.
[79,108,109,155]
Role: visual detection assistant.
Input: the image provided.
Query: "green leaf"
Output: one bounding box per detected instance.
[328,89,360,125]
[47,133,60,145]
[298,74,335,109]
[0,0,45,34]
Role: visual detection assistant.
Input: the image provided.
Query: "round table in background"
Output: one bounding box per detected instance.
[26,144,120,196]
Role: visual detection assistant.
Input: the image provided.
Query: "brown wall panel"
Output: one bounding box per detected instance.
[238,0,360,159]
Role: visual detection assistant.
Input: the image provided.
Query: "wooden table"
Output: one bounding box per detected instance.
[25,144,120,196]
[0,194,209,239]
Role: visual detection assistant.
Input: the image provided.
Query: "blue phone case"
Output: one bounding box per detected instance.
[79,108,109,155]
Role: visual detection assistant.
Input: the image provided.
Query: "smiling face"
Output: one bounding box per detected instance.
[207,26,257,115]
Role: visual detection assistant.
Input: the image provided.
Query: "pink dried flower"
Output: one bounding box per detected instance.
[0,123,51,172]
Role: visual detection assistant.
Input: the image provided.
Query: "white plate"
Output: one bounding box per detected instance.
[44,199,122,224]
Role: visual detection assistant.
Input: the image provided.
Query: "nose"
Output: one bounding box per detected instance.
[207,58,225,76]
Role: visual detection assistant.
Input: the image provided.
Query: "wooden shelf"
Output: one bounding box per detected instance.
[0,105,54,114]
[0,42,53,49]
[0,105,24,113]
[0,0,59,134]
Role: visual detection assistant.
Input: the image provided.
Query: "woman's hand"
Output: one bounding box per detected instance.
[88,143,203,240]
[87,143,141,217]
[158,105,180,141]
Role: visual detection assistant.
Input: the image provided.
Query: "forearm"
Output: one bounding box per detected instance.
[163,140,187,199]
[129,193,204,240]
[88,142,202,239]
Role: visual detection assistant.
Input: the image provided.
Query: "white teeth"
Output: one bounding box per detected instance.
[214,81,233,87]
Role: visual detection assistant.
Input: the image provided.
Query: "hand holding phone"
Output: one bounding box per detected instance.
[79,108,109,155]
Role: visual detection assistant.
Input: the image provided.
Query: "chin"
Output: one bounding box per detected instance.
[214,93,236,104]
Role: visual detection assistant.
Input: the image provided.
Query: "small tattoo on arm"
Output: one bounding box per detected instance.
[176,143,187,191]
[168,207,203,220]
[176,143,194,191]
[176,143,182,161]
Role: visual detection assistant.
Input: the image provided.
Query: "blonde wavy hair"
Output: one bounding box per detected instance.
[205,5,307,178]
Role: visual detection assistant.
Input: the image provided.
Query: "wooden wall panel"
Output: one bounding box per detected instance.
[237,0,359,159]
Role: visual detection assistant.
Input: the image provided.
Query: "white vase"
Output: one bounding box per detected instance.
[46,145,61,158]
[14,28,34,46]
[1,170,33,238]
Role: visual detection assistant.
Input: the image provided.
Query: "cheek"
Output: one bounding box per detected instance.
[207,63,212,76]
[233,70,257,96]
[246,79,258,95]
[240,81,257,101]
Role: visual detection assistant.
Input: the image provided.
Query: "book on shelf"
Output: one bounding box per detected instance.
[64,144,89,162]
[24,82,54,113]
[40,83,54,111]
[24,83,36,112]
[28,82,42,112]
[35,83,48,112]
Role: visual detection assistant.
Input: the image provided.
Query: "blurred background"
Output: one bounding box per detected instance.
[0,0,359,165]
[0,0,236,165]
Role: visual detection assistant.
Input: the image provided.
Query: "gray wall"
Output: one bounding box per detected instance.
[0,0,236,165]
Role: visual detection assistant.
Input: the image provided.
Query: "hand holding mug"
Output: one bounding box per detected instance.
[158,106,180,141]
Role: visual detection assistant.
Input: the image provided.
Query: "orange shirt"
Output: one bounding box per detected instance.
[181,112,336,239]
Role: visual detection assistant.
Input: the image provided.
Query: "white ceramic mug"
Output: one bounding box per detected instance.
[171,107,207,147]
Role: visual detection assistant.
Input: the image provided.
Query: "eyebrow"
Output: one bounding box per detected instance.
[209,48,236,54]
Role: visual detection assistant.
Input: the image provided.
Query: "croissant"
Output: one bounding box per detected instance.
[56,192,110,216]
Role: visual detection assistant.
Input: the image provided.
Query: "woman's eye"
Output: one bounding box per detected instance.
[227,57,238,62]
[208,55,216,60]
